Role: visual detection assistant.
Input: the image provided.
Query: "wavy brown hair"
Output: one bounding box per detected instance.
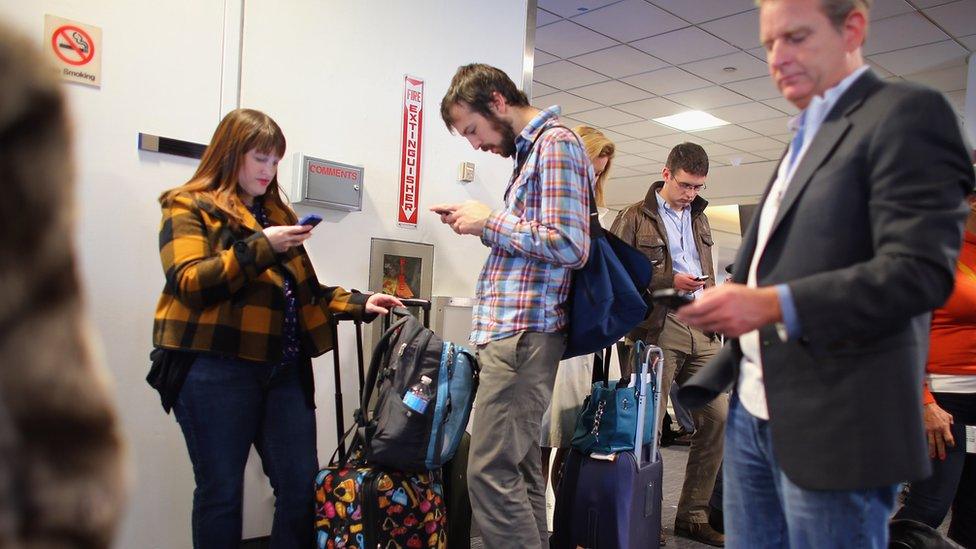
[159,108,292,225]
[574,126,615,208]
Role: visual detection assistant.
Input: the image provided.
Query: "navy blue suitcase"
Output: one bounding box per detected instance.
[551,344,664,549]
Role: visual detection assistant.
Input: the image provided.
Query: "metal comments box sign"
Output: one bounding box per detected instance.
[292,153,364,211]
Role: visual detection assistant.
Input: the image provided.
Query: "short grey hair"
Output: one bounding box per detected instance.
[756,0,872,31]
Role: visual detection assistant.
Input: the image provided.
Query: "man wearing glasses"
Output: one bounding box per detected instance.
[610,142,726,546]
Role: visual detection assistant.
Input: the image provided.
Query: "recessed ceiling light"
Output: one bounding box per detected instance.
[653,110,730,132]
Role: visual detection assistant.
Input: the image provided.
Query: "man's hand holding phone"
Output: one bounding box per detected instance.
[674,272,707,292]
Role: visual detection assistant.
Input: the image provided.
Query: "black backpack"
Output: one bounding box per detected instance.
[356,311,479,472]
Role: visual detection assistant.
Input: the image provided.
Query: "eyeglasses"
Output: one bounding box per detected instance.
[673,178,706,193]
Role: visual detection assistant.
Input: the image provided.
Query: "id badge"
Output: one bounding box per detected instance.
[967,424,976,454]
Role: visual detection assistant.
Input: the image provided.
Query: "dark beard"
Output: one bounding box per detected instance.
[486,111,518,158]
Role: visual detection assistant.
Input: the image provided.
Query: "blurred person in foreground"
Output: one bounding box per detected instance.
[0,22,127,548]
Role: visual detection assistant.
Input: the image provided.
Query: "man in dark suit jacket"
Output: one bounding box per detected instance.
[676,0,975,547]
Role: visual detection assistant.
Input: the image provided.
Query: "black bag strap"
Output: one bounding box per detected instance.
[508,124,598,239]
[359,314,413,423]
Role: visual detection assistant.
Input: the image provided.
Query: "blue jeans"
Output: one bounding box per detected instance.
[894,392,976,547]
[724,394,898,549]
[174,354,317,549]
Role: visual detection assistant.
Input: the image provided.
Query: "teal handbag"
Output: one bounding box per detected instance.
[570,342,660,455]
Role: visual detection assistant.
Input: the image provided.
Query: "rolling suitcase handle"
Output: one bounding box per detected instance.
[330,312,364,462]
[633,342,664,465]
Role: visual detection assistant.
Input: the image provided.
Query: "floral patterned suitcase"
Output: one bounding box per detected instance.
[314,462,447,549]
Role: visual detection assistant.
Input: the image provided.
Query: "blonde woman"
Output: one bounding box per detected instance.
[540,126,618,494]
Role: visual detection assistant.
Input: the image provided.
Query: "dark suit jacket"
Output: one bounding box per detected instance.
[679,70,974,490]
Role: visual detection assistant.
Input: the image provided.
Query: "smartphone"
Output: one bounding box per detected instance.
[297,213,323,228]
[651,288,695,309]
[694,274,710,281]
[431,207,453,216]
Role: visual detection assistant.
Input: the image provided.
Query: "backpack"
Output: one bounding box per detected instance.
[356,311,479,472]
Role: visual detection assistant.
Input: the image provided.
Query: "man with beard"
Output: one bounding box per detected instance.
[432,63,590,549]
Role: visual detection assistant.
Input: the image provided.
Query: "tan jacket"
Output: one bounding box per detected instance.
[609,180,715,344]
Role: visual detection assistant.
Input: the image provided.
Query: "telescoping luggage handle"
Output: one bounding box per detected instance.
[634,342,664,466]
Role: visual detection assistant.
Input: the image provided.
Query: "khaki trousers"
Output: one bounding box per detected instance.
[656,313,728,524]
[467,331,566,549]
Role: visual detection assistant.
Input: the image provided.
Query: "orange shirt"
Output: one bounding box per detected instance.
[924,230,976,404]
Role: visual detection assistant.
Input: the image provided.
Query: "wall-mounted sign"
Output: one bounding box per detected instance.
[397,75,425,228]
[44,14,102,87]
[292,153,364,212]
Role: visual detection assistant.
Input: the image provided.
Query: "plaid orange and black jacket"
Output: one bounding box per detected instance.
[153,192,369,363]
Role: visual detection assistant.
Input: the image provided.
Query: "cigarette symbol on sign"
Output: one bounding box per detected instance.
[59,31,90,55]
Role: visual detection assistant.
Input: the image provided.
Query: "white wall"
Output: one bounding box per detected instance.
[0,0,527,547]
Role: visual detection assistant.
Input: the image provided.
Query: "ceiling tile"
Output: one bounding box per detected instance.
[647,132,705,148]
[945,90,967,114]
[753,148,787,161]
[557,116,587,128]
[615,96,688,119]
[700,143,740,156]
[569,45,669,78]
[533,60,609,88]
[865,59,893,77]
[710,101,784,123]
[723,75,780,100]
[569,80,654,104]
[924,0,976,37]
[902,63,968,91]
[611,165,645,177]
[599,128,632,143]
[911,0,959,6]
[739,116,793,135]
[692,125,760,142]
[616,139,672,155]
[862,12,949,55]
[534,50,560,66]
[746,46,767,62]
[534,91,603,114]
[573,0,687,42]
[724,136,785,153]
[531,81,558,98]
[960,34,976,50]
[709,151,767,166]
[535,20,618,58]
[612,120,682,139]
[537,0,618,18]
[680,51,769,84]
[761,96,800,115]
[630,27,737,65]
[621,66,711,95]
[869,40,968,75]
[572,106,643,127]
[700,10,761,50]
[646,0,756,24]
[769,132,793,143]
[614,153,654,167]
[634,148,670,162]
[537,8,561,27]
[870,0,916,20]
[666,86,751,110]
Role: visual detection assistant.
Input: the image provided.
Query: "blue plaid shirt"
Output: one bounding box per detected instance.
[470,106,591,345]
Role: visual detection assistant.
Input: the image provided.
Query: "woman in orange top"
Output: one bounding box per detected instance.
[894,193,976,547]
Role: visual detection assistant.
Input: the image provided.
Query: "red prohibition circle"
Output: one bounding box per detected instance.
[51,25,95,66]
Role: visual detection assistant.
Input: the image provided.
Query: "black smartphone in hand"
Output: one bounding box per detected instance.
[651,288,694,309]
[297,213,323,228]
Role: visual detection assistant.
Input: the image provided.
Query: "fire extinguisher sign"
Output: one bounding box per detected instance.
[397,75,424,228]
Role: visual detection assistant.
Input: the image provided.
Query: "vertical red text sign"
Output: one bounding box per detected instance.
[398,76,424,227]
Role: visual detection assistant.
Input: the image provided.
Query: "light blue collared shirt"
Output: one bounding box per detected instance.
[776,65,871,338]
[655,191,704,295]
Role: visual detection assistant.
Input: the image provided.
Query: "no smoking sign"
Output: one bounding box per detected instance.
[44,14,102,87]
